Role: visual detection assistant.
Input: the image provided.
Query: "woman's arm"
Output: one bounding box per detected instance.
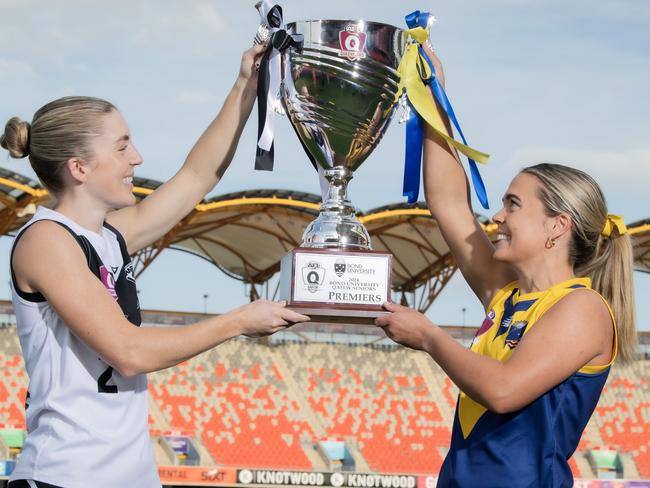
[422,47,516,307]
[107,44,266,254]
[13,222,308,376]
[375,295,613,413]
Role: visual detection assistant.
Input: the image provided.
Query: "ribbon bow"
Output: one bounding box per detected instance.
[601,214,627,238]
[255,1,303,171]
[397,10,490,208]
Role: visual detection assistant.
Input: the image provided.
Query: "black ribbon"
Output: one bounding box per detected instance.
[255,7,304,171]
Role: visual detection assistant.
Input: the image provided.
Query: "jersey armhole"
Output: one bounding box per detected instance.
[576,289,618,374]
[10,220,91,303]
[102,221,131,263]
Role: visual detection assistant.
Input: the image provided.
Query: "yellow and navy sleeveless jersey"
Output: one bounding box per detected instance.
[437,277,617,488]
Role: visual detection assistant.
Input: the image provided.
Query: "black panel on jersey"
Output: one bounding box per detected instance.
[8,480,64,488]
[10,219,141,327]
[102,222,141,326]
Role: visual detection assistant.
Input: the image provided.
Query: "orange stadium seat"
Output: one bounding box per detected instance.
[148,340,315,470]
[0,353,27,430]
[578,361,650,478]
[280,343,451,474]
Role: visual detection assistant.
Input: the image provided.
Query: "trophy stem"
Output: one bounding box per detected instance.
[301,167,372,250]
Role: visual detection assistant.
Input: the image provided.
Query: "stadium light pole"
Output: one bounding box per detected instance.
[203,294,208,314]
[462,307,467,326]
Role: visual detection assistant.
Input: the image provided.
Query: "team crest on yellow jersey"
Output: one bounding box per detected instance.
[504,320,528,349]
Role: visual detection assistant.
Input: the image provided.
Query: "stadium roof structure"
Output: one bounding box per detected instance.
[1,167,649,311]
[129,189,482,311]
[630,218,650,274]
[0,167,156,234]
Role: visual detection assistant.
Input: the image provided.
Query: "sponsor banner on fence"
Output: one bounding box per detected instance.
[416,476,437,488]
[236,469,417,488]
[158,466,237,485]
[157,467,650,488]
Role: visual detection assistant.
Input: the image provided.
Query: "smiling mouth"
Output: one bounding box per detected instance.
[495,233,511,243]
[123,176,133,185]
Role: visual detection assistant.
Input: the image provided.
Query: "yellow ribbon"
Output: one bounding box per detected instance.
[396,27,490,164]
[601,214,627,238]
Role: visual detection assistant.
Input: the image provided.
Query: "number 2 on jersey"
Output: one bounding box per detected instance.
[98,365,118,393]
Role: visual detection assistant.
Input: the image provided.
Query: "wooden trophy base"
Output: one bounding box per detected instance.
[280,248,392,325]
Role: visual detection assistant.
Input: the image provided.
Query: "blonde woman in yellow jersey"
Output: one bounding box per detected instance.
[376,46,636,488]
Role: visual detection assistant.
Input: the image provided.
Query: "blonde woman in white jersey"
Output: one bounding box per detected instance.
[0,43,309,488]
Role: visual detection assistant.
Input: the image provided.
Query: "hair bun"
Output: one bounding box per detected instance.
[1,117,31,158]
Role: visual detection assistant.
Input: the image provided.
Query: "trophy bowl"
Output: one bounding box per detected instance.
[281,20,405,250]
[282,20,404,171]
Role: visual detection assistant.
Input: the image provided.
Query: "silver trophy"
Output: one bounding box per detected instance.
[283,20,404,249]
[278,20,406,323]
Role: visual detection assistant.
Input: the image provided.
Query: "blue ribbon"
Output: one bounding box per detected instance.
[405,10,431,29]
[403,100,424,203]
[402,10,489,209]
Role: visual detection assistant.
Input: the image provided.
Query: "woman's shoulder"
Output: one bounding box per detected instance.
[537,284,614,346]
[13,218,86,266]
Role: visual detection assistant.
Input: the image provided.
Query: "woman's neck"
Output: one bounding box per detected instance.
[513,259,575,295]
[54,191,109,234]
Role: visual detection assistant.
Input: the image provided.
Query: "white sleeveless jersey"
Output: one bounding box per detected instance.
[9,207,160,488]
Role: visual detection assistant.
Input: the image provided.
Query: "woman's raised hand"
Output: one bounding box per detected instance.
[238,43,268,90]
[422,42,445,88]
[234,299,310,338]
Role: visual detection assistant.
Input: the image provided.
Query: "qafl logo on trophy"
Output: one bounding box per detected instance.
[338,25,367,61]
[302,261,325,293]
[334,258,346,277]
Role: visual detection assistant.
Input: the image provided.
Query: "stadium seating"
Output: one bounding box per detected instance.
[0,329,27,430]
[148,339,315,470]
[278,343,451,474]
[581,360,650,478]
[1,323,650,479]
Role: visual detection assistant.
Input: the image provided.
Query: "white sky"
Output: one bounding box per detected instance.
[1,0,649,329]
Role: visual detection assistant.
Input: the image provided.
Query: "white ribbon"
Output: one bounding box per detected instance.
[256,0,282,153]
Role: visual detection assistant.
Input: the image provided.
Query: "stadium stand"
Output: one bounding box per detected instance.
[0,308,649,480]
[0,329,26,432]
[278,342,452,474]
[148,339,317,470]
[584,361,650,479]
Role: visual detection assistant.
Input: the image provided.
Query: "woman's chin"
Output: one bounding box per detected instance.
[492,244,511,263]
[110,194,137,210]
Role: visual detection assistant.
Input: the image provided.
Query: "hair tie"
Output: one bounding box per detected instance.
[601,214,627,239]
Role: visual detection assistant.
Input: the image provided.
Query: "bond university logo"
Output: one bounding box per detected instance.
[334,258,346,277]
[339,25,367,61]
[302,262,325,293]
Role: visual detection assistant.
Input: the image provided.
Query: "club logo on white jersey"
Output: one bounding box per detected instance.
[99,265,118,300]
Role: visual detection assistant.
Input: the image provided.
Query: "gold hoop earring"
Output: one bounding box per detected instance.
[545,237,556,249]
